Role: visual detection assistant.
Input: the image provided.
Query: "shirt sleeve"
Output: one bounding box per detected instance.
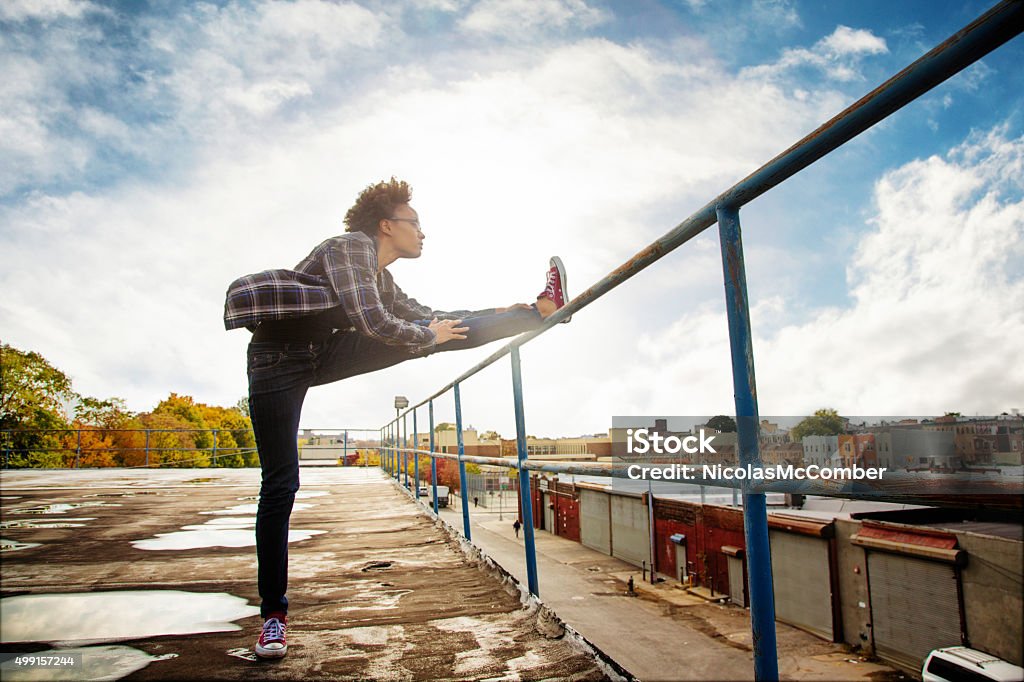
[321,238,437,351]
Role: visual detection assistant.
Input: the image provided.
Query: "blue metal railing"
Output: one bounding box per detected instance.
[378,3,1023,680]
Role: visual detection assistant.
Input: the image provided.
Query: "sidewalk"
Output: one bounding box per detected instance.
[433,491,905,682]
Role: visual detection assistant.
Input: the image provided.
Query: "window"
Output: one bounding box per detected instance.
[926,656,992,682]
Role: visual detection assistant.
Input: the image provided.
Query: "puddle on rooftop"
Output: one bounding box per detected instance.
[83,491,159,498]
[1,538,42,552]
[235,490,327,502]
[132,517,325,551]
[0,645,177,681]
[202,501,312,516]
[9,502,121,515]
[0,517,96,530]
[0,590,259,644]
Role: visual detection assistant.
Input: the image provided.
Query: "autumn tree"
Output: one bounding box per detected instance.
[197,402,257,467]
[1,345,257,469]
[59,397,134,468]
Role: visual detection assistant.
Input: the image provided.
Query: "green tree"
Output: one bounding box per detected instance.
[706,415,737,433]
[1,344,74,427]
[1,344,74,467]
[75,396,133,429]
[791,409,846,441]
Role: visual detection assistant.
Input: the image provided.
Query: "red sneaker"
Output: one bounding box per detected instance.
[537,256,570,323]
[255,614,287,659]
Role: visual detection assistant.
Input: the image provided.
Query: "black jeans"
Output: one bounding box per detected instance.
[247,306,543,617]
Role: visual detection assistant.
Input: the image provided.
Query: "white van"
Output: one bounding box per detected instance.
[922,646,1023,682]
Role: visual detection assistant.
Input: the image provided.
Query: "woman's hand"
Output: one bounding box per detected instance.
[428,318,469,344]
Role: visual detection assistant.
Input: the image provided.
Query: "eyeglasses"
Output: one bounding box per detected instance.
[387,217,422,231]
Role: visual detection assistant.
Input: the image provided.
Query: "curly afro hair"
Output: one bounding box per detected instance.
[344,177,412,237]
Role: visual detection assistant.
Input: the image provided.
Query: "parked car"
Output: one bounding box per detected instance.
[922,646,1023,682]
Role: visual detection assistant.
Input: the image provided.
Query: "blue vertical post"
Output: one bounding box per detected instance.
[717,204,779,681]
[342,430,348,467]
[430,400,438,515]
[413,409,420,499]
[511,346,540,597]
[454,382,471,540]
[402,413,408,490]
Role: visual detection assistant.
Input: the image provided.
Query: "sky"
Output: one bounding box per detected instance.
[1,0,1022,439]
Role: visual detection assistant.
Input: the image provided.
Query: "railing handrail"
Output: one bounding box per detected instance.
[400,0,1023,417]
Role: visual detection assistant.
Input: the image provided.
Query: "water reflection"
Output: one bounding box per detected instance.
[0,518,95,530]
[9,502,121,515]
[0,590,259,643]
[0,538,41,552]
[132,517,325,551]
[201,501,312,516]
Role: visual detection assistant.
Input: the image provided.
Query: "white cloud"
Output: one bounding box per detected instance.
[459,0,608,37]
[751,0,802,31]
[745,24,888,82]
[0,0,97,22]
[622,128,1024,417]
[0,4,850,436]
[2,1,1018,440]
[408,0,468,11]
[821,25,888,57]
[160,1,385,124]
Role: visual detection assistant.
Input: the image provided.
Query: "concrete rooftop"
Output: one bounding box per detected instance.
[0,468,612,681]
[1,467,907,681]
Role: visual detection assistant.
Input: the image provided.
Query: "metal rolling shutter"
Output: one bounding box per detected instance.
[769,530,833,639]
[610,495,648,567]
[868,552,961,671]
[579,489,611,554]
[727,555,746,607]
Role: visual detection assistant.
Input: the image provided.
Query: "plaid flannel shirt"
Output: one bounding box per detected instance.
[224,232,485,352]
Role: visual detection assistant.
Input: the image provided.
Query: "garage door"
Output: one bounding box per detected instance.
[868,552,962,671]
[610,495,648,567]
[769,530,833,640]
[579,489,610,554]
[543,492,553,532]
